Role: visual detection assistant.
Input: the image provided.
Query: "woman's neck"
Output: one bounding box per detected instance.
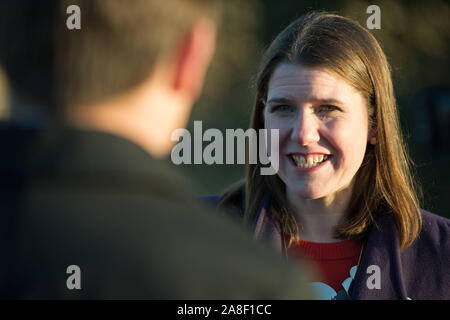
[286,185,354,243]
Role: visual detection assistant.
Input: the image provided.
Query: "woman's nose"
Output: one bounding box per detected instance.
[290,111,320,146]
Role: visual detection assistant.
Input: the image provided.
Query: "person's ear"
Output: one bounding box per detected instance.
[171,18,216,101]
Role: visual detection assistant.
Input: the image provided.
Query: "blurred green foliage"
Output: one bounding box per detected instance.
[170,0,450,218]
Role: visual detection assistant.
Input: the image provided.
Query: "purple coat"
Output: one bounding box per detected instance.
[204,193,450,299]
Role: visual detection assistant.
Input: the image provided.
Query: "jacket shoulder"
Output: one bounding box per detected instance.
[402,209,450,299]
[198,194,221,207]
[419,209,450,243]
[199,181,246,220]
[217,181,246,219]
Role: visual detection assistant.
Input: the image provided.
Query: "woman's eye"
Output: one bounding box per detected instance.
[272,105,293,113]
[318,105,340,113]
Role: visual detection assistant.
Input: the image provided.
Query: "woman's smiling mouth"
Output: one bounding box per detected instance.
[288,153,333,171]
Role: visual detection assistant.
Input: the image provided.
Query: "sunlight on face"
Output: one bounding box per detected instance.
[264,63,370,201]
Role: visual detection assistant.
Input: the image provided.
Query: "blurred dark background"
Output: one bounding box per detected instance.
[0,0,448,218]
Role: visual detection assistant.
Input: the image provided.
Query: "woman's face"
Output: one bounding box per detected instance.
[263,63,370,200]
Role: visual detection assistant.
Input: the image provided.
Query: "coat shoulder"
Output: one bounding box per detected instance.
[403,209,450,299]
[199,181,246,221]
[217,181,246,218]
[419,209,450,244]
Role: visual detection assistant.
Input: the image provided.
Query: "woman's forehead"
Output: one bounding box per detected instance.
[266,63,362,105]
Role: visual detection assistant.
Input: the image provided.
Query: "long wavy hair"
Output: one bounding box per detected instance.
[238,12,422,249]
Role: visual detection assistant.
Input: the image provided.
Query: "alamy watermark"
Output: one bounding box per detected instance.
[170,121,279,175]
[66,264,81,290]
[66,5,81,30]
[64,4,381,34]
[366,5,381,30]
[366,264,381,289]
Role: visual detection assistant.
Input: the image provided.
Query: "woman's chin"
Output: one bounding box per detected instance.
[287,185,330,200]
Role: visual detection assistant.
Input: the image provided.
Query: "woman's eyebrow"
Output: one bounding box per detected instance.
[266,96,345,106]
[266,97,296,105]
[308,98,346,105]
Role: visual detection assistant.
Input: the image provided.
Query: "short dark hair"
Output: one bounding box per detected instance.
[0,0,216,111]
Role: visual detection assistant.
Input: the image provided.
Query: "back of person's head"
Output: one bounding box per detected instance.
[0,0,216,112]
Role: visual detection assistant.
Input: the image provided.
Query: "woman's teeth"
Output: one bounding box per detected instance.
[291,154,329,168]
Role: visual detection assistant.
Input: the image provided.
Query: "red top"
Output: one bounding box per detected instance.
[285,235,363,293]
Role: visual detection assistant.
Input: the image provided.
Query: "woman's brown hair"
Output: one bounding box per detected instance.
[236,12,422,249]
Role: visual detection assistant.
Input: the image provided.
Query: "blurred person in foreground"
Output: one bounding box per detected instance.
[212,12,450,299]
[0,0,312,299]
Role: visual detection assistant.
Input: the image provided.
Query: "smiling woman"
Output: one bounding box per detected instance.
[264,65,371,206]
[212,12,450,300]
